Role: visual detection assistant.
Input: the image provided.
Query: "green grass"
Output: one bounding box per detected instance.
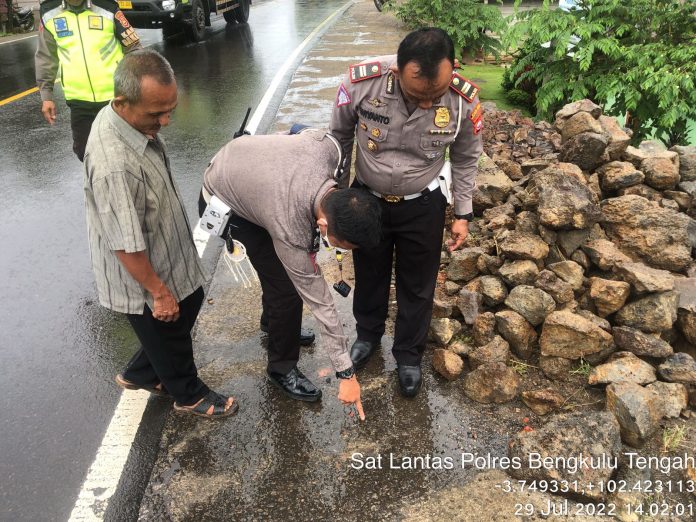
[458,63,530,114]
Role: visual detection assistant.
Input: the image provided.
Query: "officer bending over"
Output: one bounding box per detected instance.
[202,129,382,419]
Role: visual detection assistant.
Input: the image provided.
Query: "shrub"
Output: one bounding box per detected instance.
[390,0,507,60]
[504,0,696,145]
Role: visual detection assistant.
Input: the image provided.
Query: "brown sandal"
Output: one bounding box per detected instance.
[115,374,171,398]
[173,390,238,419]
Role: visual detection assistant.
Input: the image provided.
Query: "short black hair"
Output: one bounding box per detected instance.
[397,27,455,80]
[322,189,382,249]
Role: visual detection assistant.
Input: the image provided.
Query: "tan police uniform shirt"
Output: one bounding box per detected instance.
[203,130,353,372]
[329,55,483,215]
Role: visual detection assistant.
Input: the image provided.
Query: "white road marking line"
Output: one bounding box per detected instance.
[67,2,354,519]
[0,33,37,45]
[68,390,150,521]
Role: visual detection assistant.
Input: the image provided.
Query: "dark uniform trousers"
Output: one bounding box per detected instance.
[67,100,109,162]
[352,183,447,366]
[124,286,210,406]
[227,213,303,376]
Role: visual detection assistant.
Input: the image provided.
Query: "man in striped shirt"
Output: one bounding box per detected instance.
[83,50,236,419]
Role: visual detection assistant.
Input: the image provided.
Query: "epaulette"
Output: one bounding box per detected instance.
[39,0,62,15]
[93,0,120,12]
[450,73,480,102]
[350,62,382,83]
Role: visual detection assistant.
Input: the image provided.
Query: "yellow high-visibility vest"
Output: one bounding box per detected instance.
[42,3,123,102]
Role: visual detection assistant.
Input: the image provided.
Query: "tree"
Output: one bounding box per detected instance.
[390,0,507,61]
[504,0,696,145]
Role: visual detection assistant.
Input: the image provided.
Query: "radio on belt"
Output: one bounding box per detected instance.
[200,195,231,236]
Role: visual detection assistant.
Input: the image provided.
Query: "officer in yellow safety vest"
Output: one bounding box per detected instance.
[35,0,142,161]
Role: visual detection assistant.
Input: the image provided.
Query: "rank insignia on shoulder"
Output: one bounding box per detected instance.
[450,74,480,102]
[336,83,351,107]
[350,62,381,83]
[386,71,395,94]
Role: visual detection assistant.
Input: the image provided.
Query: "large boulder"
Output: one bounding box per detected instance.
[588,352,657,385]
[529,167,602,230]
[478,276,508,307]
[469,336,511,370]
[498,232,549,262]
[589,277,631,317]
[559,131,609,171]
[641,156,680,191]
[473,311,496,346]
[555,99,602,121]
[534,269,574,304]
[675,278,696,345]
[547,260,585,290]
[601,195,692,272]
[508,411,622,501]
[615,291,679,333]
[521,388,565,416]
[658,353,696,384]
[671,144,696,182]
[429,318,462,346]
[495,310,537,360]
[599,115,630,160]
[498,260,539,286]
[473,154,514,211]
[596,161,644,192]
[540,310,614,358]
[645,382,688,418]
[505,285,556,326]
[559,111,603,142]
[612,326,674,358]
[582,238,633,271]
[463,362,521,404]
[447,248,483,282]
[613,262,675,294]
[457,288,484,326]
[606,383,661,448]
[432,349,464,381]
[539,355,576,381]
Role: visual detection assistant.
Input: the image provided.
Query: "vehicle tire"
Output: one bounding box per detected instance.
[185,0,206,41]
[232,0,250,23]
[162,21,183,39]
[22,17,35,32]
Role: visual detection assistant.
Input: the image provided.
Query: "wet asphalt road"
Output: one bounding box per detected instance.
[0,1,348,519]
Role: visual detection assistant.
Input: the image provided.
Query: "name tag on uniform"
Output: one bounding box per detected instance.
[200,195,231,236]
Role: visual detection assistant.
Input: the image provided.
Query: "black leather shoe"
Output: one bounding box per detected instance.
[260,319,315,346]
[267,367,322,402]
[397,365,422,398]
[350,339,379,369]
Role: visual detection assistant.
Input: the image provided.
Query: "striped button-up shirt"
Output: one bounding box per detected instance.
[83,103,206,314]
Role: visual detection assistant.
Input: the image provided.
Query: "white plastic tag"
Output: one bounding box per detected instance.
[438,161,453,205]
[200,195,231,236]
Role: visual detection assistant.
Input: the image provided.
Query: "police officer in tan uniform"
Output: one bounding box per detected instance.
[329,28,483,397]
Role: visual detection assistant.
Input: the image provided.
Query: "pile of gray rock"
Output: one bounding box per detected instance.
[430,99,696,451]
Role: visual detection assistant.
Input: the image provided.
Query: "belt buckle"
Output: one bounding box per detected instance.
[384,194,403,203]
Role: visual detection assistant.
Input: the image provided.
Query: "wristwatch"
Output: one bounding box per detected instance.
[336,366,356,380]
[454,212,474,221]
